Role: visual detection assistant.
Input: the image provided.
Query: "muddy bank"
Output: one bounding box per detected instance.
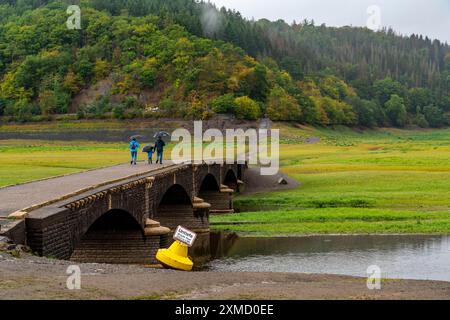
[240,167,299,195]
[0,252,449,300]
[0,118,263,142]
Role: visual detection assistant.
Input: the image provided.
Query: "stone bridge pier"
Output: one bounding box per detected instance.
[12,162,246,265]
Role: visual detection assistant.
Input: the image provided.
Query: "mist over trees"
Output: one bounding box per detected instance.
[0,0,448,127]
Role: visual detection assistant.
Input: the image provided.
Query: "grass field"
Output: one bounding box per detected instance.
[1,123,449,235]
[211,124,450,235]
[0,140,130,187]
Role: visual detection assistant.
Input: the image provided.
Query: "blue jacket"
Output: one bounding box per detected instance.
[130,140,140,152]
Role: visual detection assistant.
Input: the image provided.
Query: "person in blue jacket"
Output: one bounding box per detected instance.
[130,138,140,165]
[154,136,166,164]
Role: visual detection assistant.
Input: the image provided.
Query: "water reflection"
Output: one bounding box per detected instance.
[208,233,450,281]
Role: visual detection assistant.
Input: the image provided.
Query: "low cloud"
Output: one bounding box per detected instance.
[201,4,224,37]
[211,0,450,43]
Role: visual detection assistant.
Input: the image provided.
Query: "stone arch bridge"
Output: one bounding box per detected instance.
[0,162,246,264]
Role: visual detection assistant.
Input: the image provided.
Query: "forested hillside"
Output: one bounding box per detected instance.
[0,0,448,127]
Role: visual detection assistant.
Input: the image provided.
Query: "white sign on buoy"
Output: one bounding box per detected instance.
[173,226,197,247]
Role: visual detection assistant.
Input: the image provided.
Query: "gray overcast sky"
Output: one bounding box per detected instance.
[210,0,450,43]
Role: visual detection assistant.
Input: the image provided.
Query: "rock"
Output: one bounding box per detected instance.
[0,236,13,244]
[0,236,14,251]
[305,137,321,144]
[0,236,30,256]
[15,244,30,253]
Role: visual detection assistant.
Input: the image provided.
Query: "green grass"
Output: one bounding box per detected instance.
[0,140,129,187]
[211,125,450,236]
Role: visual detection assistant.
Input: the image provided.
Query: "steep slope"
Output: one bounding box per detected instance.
[0,0,448,128]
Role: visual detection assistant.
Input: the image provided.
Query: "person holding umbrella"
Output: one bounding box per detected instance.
[129,137,140,165]
[154,135,166,164]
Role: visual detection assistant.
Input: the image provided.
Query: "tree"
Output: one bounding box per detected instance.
[140,57,158,88]
[266,86,301,120]
[234,96,260,120]
[346,96,378,127]
[38,90,58,115]
[9,99,35,122]
[408,88,434,113]
[173,37,195,77]
[373,78,406,106]
[423,105,446,127]
[93,59,110,81]
[385,94,407,127]
[63,70,82,95]
[445,53,450,71]
[250,64,269,102]
[0,98,8,116]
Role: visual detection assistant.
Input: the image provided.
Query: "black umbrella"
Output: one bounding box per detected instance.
[142,145,154,153]
[153,131,170,139]
[129,135,144,140]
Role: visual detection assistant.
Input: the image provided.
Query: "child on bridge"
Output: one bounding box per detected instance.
[146,146,155,164]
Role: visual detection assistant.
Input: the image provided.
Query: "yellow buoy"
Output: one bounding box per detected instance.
[156,241,193,271]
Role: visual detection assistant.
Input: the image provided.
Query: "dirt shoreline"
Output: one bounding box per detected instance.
[1,252,449,300]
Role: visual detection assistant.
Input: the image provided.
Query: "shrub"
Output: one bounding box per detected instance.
[412,113,429,128]
[112,104,125,119]
[11,100,35,122]
[85,95,111,116]
[124,96,140,109]
[211,94,236,114]
[234,96,261,120]
[76,107,86,119]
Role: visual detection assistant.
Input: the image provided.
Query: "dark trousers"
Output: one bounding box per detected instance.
[156,151,163,164]
[131,151,137,164]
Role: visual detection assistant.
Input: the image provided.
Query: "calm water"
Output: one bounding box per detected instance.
[208,234,450,282]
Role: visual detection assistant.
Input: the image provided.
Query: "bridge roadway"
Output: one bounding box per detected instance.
[0,162,175,218]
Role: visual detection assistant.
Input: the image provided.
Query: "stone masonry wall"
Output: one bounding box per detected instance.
[24,163,245,264]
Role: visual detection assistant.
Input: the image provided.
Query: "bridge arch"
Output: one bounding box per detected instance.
[154,184,194,230]
[223,169,238,190]
[71,208,152,264]
[197,173,224,214]
[199,173,220,193]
